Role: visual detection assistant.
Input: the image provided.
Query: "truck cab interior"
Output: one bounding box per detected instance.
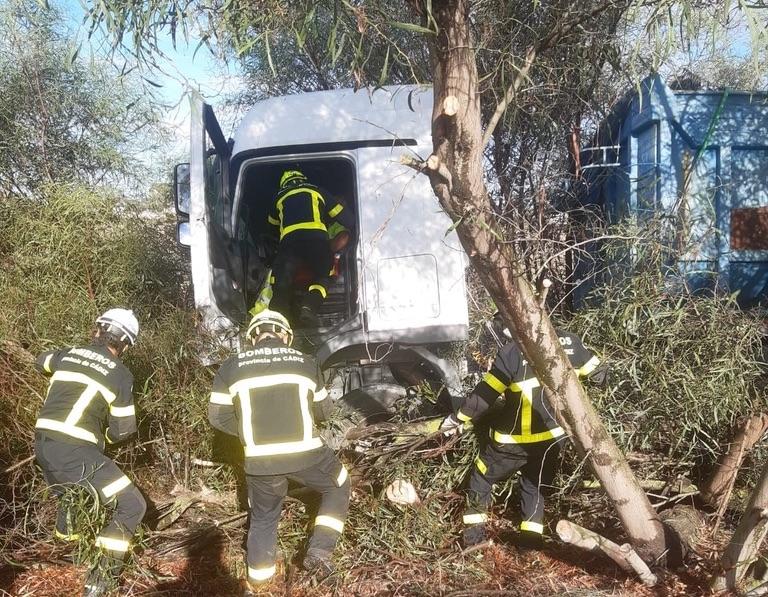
[232,155,359,331]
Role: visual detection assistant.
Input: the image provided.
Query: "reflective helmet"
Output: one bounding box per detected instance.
[246,309,293,346]
[279,169,306,188]
[96,308,139,346]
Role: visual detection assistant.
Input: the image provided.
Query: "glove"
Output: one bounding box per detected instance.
[439,414,464,437]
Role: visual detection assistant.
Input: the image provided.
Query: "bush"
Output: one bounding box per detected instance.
[0,184,208,553]
[567,226,766,479]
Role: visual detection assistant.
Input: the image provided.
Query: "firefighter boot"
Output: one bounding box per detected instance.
[515,529,543,551]
[82,554,123,596]
[302,548,334,580]
[462,524,488,548]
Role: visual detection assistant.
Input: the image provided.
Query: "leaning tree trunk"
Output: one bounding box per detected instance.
[701,413,768,512]
[712,459,768,592]
[424,0,666,563]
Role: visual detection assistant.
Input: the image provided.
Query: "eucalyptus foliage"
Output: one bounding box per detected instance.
[0,186,214,554]
[568,223,766,470]
[0,0,168,196]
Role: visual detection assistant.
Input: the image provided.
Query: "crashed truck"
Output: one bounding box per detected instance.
[172,85,469,421]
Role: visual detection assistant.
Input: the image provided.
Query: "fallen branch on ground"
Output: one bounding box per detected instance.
[556,519,658,587]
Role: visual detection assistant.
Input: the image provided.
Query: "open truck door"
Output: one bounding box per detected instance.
[174,99,246,338]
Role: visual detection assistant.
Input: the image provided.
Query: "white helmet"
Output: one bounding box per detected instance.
[246,309,293,345]
[96,308,139,346]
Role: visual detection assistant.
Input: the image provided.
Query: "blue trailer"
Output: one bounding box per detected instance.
[575,74,768,307]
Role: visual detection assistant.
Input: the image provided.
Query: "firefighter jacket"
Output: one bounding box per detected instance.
[455,330,601,445]
[208,339,333,475]
[267,183,354,243]
[34,343,137,450]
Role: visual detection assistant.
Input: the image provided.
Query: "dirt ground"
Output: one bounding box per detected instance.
[0,534,720,597]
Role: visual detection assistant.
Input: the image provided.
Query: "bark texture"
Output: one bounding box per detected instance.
[427,0,665,562]
[713,460,768,592]
[701,413,768,511]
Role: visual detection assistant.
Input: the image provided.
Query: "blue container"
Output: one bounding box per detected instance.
[576,75,768,307]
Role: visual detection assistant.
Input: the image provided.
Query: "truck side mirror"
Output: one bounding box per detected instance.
[174,163,191,216]
[177,221,192,247]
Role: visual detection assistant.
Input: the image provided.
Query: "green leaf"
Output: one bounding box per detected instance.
[264,33,276,77]
[142,77,163,88]
[444,216,463,237]
[389,21,435,36]
[377,46,390,87]
[66,42,82,67]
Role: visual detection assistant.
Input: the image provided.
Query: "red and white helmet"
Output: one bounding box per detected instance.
[96,308,139,346]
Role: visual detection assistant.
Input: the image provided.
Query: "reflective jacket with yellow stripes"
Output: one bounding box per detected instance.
[34,343,136,450]
[456,330,601,446]
[267,183,354,242]
[208,339,333,475]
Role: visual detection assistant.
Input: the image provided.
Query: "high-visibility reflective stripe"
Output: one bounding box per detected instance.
[244,436,323,457]
[521,388,533,437]
[336,466,348,487]
[463,513,488,525]
[276,188,327,239]
[315,515,344,533]
[507,377,541,439]
[577,356,601,377]
[314,388,328,402]
[281,221,327,239]
[491,426,565,444]
[230,374,316,396]
[35,418,98,444]
[483,372,507,394]
[239,387,257,453]
[101,475,132,499]
[210,391,234,405]
[43,354,54,373]
[308,284,327,298]
[51,370,116,403]
[109,404,135,417]
[311,192,322,230]
[65,385,99,431]
[328,203,344,218]
[267,215,279,226]
[475,457,487,475]
[55,529,80,541]
[508,377,540,394]
[232,374,317,456]
[456,410,472,422]
[248,564,276,581]
[520,520,544,534]
[95,536,130,552]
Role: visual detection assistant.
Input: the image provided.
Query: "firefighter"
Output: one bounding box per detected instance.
[441,315,604,549]
[267,169,355,327]
[208,309,350,593]
[33,308,145,596]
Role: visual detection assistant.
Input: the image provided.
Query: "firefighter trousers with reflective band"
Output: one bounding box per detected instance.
[270,236,332,320]
[245,447,349,583]
[34,433,146,560]
[463,438,562,534]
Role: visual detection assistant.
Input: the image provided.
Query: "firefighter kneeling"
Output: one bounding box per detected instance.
[208,309,349,593]
[34,308,146,596]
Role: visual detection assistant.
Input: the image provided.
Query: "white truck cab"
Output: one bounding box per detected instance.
[174,85,468,413]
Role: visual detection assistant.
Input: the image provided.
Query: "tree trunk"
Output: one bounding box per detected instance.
[426,0,666,563]
[701,413,768,511]
[713,460,768,592]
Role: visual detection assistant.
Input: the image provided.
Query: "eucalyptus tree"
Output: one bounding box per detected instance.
[83,0,768,564]
[0,0,167,196]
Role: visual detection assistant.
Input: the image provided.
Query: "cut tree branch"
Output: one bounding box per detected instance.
[556,520,658,586]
